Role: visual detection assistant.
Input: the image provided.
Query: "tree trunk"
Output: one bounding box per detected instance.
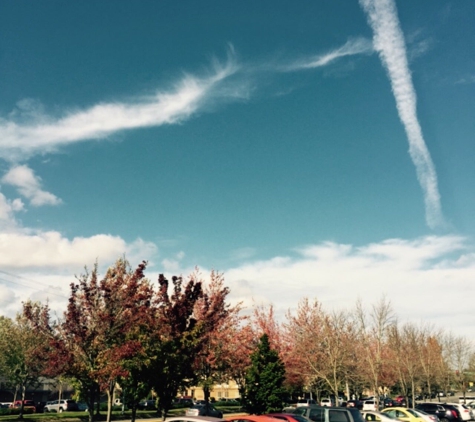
[130,405,137,422]
[106,385,114,422]
[87,386,95,422]
[204,385,210,403]
[18,384,26,420]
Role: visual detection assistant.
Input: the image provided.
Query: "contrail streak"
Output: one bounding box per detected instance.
[284,37,373,71]
[0,54,239,161]
[359,0,444,229]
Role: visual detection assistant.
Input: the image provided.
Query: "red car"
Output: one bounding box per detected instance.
[394,396,407,406]
[11,400,36,413]
[267,413,312,422]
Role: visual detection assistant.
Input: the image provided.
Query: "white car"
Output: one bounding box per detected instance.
[320,398,334,407]
[297,399,318,407]
[446,403,473,421]
[363,400,378,412]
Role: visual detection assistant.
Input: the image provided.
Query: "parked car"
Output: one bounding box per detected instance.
[382,407,425,422]
[416,402,454,422]
[438,404,464,422]
[175,398,195,407]
[228,416,283,422]
[394,396,407,406]
[267,413,313,422]
[363,400,379,412]
[138,399,156,410]
[11,400,37,413]
[320,398,335,407]
[186,403,223,418]
[77,402,88,411]
[445,404,473,422]
[43,399,79,413]
[297,399,318,407]
[383,399,397,408]
[167,417,226,422]
[292,405,365,422]
[346,400,364,410]
[361,410,397,422]
[412,408,440,422]
[465,401,475,416]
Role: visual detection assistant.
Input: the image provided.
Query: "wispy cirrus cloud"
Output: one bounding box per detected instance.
[0,53,240,161]
[359,0,445,229]
[283,37,374,71]
[2,165,61,206]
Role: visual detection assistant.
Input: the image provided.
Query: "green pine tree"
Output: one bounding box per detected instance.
[244,333,286,414]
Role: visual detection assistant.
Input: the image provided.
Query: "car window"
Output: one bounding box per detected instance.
[329,410,350,422]
[310,408,326,422]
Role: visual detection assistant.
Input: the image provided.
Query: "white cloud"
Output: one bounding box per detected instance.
[2,165,61,206]
[0,192,22,230]
[161,251,186,272]
[1,234,474,339]
[224,235,475,339]
[283,37,374,71]
[0,231,156,271]
[359,0,444,229]
[0,53,239,161]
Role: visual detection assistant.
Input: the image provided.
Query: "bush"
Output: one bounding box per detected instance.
[6,407,36,415]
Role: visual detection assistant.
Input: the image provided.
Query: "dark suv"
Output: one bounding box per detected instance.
[293,405,365,422]
[416,403,451,421]
[439,404,464,422]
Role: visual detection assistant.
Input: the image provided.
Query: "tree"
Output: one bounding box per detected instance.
[148,273,205,420]
[388,322,423,407]
[192,270,242,403]
[0,313,49,419]
[224,322,255,399]
[243,333,286,414]
[253,305,306,398]
[24,259,155,422]
[355,297,396,406]
[284,298,355,401]
[418,326,444,401]
[451,335,473,401]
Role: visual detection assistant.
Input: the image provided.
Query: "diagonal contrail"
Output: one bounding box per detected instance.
[359,0,445,229]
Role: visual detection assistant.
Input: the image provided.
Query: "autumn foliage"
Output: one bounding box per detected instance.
[2,257,470,422]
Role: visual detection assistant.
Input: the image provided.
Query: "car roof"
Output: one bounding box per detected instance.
[166,417,225,422]
[266,413,305,421]
[227,416,282,422]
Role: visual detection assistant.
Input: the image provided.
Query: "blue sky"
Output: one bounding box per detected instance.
[0,1,474,337]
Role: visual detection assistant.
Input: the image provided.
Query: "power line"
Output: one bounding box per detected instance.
[0,270,70,300]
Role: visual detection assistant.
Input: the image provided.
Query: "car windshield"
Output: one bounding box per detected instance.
[294,408,307,416]
[292,415,312,422]
[406,410,419,417]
